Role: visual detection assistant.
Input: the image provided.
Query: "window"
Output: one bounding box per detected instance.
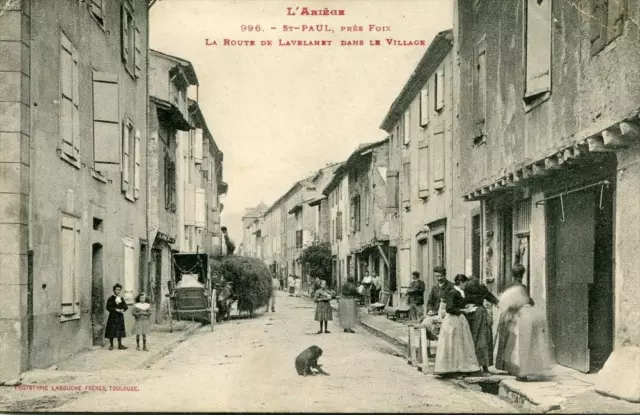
[122,237,135,303]
[336,211,343,240]
[418,140,429,199]
[193,128,203,164]
[433,128,445,190]
[60,32,79,164]
[591,0,626,54]
[350,196,361,233]
[92,71,120,173]
[402,110,411,145]
[433,232,445,268]
[164,154,176,212]
[61,215,81,321]
[420,87,429,127]
[121,0,142,78]
[386,170,399,212]
[121,119,140,200]
[473,37,487,144]
[89,0,106,29]
[435,69,445,111]
[195,188,206,228]
[296,230,303,248]
[402,162,411,203]
[524,0,551,98]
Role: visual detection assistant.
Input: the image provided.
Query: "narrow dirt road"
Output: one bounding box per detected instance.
[51,292,518,412]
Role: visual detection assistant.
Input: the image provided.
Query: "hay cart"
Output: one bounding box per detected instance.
[166,252,217,332]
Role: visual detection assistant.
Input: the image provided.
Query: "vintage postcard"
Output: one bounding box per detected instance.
[1,0,640,412]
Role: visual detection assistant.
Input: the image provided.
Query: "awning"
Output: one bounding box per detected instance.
[288,203,303,215]
[307,195,326,207]
[462,110,640,202]
[150,96,192,131]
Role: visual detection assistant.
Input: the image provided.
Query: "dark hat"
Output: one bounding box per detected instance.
[433,266,446,275]
[412,271,420,277]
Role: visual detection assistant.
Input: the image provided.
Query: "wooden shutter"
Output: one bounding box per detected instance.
[336,211,343,240]
[61,217,76,316]
[134,129,141,198]
[435,69,445,110]
[93,72,120,171]
[134,22,142,78]
[350,199,355,233]
[194,128,203,164]
[418,140,429,198]
[402,162,411,203]
[386,170,399,211]
[185,183,195,225]
[403,110,410,145]
[60,33,79,159]
[525,0,551,97]
[473,39,487,138]
[433,129,445,189]
[121,122,130,192]
[123,238,135,303]
[121,3,130,64]
[195,188,206,228]
[420,87,429,127]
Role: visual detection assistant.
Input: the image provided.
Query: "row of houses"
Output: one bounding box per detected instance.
[242,0,640,400]
[0,0,227,381]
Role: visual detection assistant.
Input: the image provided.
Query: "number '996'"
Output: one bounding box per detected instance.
[241,25,262,32]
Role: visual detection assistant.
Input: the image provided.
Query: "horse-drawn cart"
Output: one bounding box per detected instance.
[166,252,217,332]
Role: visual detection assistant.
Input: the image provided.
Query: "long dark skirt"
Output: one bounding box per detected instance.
[339,298,357,329]
[105,312,126,339]
[315,301,333,321]
[465,306,493,367]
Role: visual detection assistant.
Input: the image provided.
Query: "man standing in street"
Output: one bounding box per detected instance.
[269,274,280,312]
[407,271,426,321]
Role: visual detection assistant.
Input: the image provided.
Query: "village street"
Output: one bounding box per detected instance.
[17,292,517,413]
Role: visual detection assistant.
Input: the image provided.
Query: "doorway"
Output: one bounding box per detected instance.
[418,239,430,295]
[91,243,105,346]
[546,183,614,373]
[139,242,148,295]
[152,248,163,324]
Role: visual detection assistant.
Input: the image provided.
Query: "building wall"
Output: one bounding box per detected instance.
[328,176,349,287]
[19,0,149,373]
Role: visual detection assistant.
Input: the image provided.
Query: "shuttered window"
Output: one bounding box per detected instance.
[525,0,551,98]
[92,71,120,172]
[60,32,79,162]
[418,140,429,198]
[336,211,343,240]
[121,119,137,200]
[195,188,206,228]
[194,128,203,164]
[386,170,399,211]
[134,129,141,199]
[61,216,81,321]
[420,87,429,127]
[121,0,141,79]
[403,110,411,145]
[473,38,487,143]
[123,237,135,303]
[433,128,445,190]
[435,68,445,111]
[90,0,106,28]
[134,23,142,78]
[402,162,411,203]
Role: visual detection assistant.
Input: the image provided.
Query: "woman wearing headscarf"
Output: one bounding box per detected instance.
[464,276,499,374]
[494,264,552,381]
[339,277,358,333]
[434,274,480,376]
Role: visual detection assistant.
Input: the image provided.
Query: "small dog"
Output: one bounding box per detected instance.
[295,345,330,376]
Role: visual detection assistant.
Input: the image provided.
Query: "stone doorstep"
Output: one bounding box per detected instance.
[1,321,202,386]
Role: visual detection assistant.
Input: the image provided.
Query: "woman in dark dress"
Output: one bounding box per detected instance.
[434,274,480,376]
[464,276,499,374]
[339,277,359,333]
[105,283,128,350]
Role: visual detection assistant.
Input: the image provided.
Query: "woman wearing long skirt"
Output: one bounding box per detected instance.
[105,283,128,350]
[494,264,552,381]
[464,276,499,374]
[339,277,358,334]
[434,274,481,376]
[314,280,333,334]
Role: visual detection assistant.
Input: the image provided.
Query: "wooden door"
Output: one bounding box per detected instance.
[547,189,595,373]
[91,243,105,346]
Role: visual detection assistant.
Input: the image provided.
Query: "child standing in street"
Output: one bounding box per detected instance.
[314,280,333,334]
[132,293,152,351]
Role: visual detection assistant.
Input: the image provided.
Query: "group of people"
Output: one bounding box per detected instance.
[104,283,153,351]
[284,275,303,297]
[414,265,551,380]
[310,277,359,334]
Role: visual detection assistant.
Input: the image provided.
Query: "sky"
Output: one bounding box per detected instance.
[149,0,453,243]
